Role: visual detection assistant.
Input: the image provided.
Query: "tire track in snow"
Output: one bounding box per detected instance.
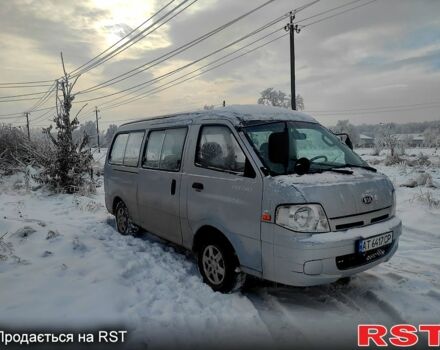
[245,287,311,348]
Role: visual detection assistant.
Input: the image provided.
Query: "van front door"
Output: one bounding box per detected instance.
[185,123,263,272]
[138,127,188,244]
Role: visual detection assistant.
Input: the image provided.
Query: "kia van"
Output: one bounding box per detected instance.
[104,105,401,293]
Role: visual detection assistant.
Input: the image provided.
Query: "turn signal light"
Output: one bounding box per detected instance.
[261,211,272,222]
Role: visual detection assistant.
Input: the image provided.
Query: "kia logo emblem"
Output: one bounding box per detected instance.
[362,194,374,204]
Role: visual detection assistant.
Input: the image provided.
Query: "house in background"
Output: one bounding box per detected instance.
[358,134,375,148]
[392,133,425,147]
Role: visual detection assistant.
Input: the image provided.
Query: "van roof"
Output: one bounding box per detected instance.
[119,104,318,129]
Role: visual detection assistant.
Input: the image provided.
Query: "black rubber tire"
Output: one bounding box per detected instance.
[115,201,130,235]
[197,237,245,293]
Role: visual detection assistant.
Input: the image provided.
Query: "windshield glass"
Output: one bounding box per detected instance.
[244,121,366,175]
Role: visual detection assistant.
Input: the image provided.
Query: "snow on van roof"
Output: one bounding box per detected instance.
[208,105,318,123]
[119,104,317,128]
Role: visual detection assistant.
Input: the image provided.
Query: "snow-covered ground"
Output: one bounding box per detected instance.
[0,147,439,349]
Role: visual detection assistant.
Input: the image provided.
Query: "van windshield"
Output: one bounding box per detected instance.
[243,121,366,176]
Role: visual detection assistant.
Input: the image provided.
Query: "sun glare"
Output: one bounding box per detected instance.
[91,0,170,56]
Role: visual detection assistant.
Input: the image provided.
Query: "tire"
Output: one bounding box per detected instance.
[115,201,131,235]
[197,237,245,293]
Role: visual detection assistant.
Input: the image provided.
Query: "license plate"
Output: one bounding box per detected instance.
[357,232,393,253]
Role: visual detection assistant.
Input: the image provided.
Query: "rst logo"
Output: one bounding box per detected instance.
[358,324,440,347]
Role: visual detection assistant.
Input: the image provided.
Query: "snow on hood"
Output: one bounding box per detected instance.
[268,168,393,218]
[273,168,385,187]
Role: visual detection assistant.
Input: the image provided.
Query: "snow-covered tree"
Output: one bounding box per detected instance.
[38,54,93,193]
[424,128,440,148]
[105,124,118,146]
[331,120,360,146]
[296,94,304,111]
[74,121,101,147]
[257,88,304,111]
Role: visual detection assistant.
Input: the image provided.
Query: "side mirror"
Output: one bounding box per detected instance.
[294,157,310,175]
[268,131,289,165]
[335,133,353,150]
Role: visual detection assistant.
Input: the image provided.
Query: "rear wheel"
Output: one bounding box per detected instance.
[197,238,245,293]
[115,201,133,235]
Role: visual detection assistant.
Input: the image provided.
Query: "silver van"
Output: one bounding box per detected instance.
[104,105,401,293]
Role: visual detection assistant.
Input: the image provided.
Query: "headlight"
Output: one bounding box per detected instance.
[275,204,330,233]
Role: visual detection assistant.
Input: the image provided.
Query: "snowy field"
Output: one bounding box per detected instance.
[0,148,439,349]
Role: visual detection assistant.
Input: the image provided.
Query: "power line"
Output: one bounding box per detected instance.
[0,114,26,120]
[295,0,365,24]
[28,82,57,112]
[70,0,197,78]
[0,79,54,86]
[306,101,440,113]
[81,0,366,113]
[0,96,43,103]
[0,106,55,118]
[30,108,56,123]
[101,33,289,112]
[299,0,377,28]
[0,90,48,100]
[0,1,195,117]
[98,29,286,111]
[1,0,383,124]
[0,83,54,89]
[0,0,190,94]
[68,0,177,76]
[0,1,185,86]
[76,0,279,95]
[76,0,377,113]
[76,17,287,104]
[308,103,440,116]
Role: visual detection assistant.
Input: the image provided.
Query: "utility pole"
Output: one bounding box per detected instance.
[24,112,30,140]
[285,12,301,110]
[95,106,101,153]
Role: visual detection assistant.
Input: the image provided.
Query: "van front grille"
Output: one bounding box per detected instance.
[335,221,364,230]
[329,207,392,231]
[371,214,389,224]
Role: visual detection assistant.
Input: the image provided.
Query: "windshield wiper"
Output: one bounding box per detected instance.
[311,168,353,175]
[337,164,377,172]
[288,168,353,175]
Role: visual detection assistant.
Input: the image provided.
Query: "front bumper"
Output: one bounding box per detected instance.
[262,216,402,287]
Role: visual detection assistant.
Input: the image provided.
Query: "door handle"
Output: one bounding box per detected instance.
[192,182,204,191]
[171,179,176,195]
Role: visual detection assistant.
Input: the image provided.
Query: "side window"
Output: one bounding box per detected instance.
[143,128,187,171]
[109,133,129,165]
[123,132,145,167]
[143,130,165,169]
[195,125,246,174]
[160,128,187,171]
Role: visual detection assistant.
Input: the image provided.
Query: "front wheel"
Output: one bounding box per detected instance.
[197,239,245,293]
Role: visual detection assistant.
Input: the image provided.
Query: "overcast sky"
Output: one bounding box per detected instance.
[1,0,439,128]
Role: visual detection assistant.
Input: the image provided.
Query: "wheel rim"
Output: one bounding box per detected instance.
[202,245,226,285]
[116,205,128,233]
